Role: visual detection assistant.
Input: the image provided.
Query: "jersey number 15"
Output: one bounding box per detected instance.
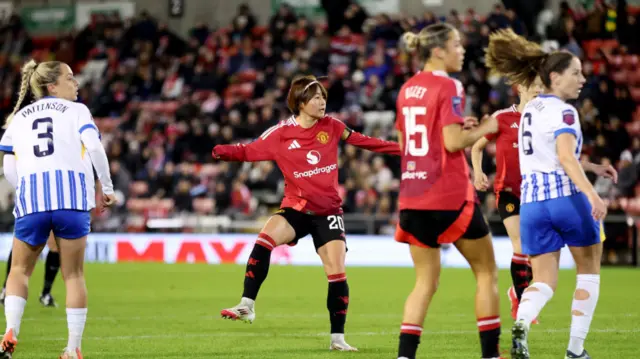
[402,107,429,156]
[33,117,54,158]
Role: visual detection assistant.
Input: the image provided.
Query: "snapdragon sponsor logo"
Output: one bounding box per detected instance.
[294,164,338,178]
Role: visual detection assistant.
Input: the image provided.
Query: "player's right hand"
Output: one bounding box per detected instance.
[474,173,489,191]
[102,193,117,208]
[587,192,607,221]
[482,114,499,134]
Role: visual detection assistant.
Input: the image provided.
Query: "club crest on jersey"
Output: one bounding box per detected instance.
[562,109,575,125]
[316,131,329,144]
[452,96,463,117]
[407,161,416,171]
[506,203,515,213]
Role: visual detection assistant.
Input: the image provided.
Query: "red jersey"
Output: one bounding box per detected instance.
[485,105,522,197]
[213,116,400,216]
[395,71,476,211]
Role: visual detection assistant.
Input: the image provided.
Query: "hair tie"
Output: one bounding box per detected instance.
[302,80,319,92]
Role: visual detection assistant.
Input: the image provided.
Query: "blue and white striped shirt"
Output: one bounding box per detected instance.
[0,98,113,218]
[519,95,583,204]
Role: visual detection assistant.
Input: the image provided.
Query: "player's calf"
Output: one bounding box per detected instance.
[326,273,357,351]
[242,233,277,301]
[567,275,599,357]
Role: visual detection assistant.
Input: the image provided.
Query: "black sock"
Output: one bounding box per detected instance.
[42,250,60,296]
[398,324,422,359]
[241,233,275,300]
[327,274,349,334]
[478,316,501,358]
[511,253,531,301]
[3,250,12,289]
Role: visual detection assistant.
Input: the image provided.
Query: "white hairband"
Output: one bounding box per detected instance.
[303,80,319,92]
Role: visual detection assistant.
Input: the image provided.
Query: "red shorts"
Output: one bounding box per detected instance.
[395,201,489,248]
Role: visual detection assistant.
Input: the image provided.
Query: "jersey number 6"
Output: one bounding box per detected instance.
[32,117,54,158]
[402,106,428,157]
[521,113,533,155]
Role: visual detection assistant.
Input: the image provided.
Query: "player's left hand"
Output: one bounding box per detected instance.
[592,164,618,183]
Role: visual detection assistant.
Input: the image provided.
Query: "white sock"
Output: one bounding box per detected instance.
[331,333,345,342]
[4,295,26,337]
[66,308,87,351]
[568,274,600,354]
[516,282,554,329]
[240,297,255,308]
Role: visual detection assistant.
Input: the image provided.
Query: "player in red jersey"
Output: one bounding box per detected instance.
[393,23,503,359]
[471,76,543,322]
[213,75,401,351]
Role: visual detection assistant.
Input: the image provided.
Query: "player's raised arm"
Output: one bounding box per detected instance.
[213,125,279,162]
[77,104,115,197]
[341,128,401,155]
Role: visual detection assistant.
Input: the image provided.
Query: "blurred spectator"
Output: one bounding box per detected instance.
[0,2,636,241]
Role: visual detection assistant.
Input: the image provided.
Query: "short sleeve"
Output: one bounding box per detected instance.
[330,116,347,135]
[439,79,465,127]
[484,111,503,141]
[0,125,14,154]
[551,105,580,139]
[76,103,101,140]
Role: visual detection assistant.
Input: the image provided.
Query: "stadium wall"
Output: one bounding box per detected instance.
[0,233,576,269]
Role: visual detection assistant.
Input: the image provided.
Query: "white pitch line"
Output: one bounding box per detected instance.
[21,312,638,322]
[28,328,640,342]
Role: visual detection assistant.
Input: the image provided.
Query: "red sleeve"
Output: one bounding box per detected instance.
[485,132,498,142]
[395,91,405,132]
[212,125,279,162]
[484,113,503,142]
[345,130,401,156]
[439,79,465,127]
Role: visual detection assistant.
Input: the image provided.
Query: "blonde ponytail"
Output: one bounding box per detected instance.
[400,23,455,62]
[3,60,64,129]
[4,60,38,129]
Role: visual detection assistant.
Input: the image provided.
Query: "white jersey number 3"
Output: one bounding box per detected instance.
[402,106,428,157]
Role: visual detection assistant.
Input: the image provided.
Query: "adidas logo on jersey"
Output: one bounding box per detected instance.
[511,123,519,129]
[288,140,301,150]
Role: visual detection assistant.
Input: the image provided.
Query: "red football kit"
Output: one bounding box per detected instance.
[395,70,476,211]
[485,105,522,198]
[394,71,490,247]
[213,116,401,216]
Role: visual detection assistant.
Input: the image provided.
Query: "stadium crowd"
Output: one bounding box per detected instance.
[0,1,638,260]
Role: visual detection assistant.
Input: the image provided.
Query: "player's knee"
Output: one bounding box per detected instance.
[415,276,439,297]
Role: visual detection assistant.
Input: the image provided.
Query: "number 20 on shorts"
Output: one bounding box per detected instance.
[327,215,345,231]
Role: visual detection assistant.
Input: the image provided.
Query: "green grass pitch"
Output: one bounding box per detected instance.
[5,263,639,358]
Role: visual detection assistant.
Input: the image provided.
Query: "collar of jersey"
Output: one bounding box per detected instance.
[537,94,560,100]
[40,96,57,100]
